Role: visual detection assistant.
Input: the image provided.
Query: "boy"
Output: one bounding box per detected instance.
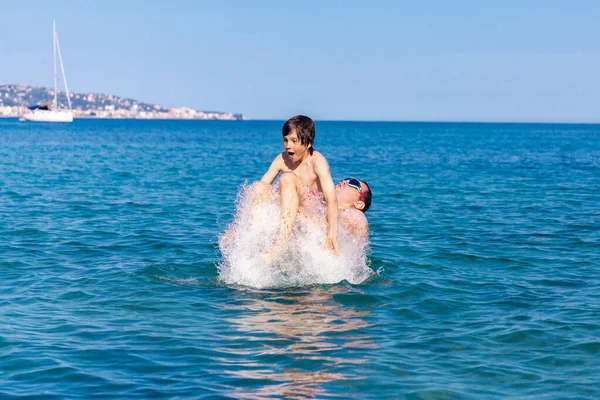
[260,115,339,259]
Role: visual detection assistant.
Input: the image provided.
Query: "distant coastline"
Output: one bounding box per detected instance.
[0,84,246,120]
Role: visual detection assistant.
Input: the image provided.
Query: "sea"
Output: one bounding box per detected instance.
[0,118,598,399]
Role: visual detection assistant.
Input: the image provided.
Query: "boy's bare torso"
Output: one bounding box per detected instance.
[280,150,325,194]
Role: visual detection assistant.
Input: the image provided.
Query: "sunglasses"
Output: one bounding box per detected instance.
[342,177,364,201]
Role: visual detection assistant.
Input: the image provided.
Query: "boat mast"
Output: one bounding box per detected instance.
[55,26,72,111]
[53,20,58,109]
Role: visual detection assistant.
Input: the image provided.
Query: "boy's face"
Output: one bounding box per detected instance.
[283,129,310,163]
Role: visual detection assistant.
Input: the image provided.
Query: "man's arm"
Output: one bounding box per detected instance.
[314,156,339,254]
[358,219,369,240]
[261,154,284,184]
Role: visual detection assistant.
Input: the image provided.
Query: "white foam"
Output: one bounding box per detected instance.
[218,182,374,289]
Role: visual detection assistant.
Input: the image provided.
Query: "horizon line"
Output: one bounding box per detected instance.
[254,118,600,125]
[2,116,600,125]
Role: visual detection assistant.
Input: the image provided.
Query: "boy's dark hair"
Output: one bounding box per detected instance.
[282,115,315,155]
[361,181,372,212]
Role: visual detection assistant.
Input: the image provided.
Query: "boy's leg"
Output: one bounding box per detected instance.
[278,172,301,237]
[266,171,302,260]
[249,181,272,221]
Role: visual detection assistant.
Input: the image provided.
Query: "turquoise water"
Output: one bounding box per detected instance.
[1,119,599,399]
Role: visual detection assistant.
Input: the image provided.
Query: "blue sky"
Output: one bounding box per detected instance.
[1,1,598,122]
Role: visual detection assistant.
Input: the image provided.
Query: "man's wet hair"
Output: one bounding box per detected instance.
[282,115,315,155]
[361,181,372,212]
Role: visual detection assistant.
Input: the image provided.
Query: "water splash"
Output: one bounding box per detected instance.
[218,182,374,288]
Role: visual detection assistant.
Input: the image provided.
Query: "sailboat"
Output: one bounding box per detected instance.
[21,20,73,123]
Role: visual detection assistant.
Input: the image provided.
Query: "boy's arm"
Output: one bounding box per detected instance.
[314,156,339,255]
[260,154,284,184]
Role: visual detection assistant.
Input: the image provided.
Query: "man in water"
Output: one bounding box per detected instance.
[218,178,374,287]
[221,177,372,246]
[335,177,372,240]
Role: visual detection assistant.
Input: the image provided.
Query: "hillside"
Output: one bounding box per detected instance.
[0,84,245,120]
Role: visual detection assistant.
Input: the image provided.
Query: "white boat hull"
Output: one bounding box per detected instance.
[21,110,73,123]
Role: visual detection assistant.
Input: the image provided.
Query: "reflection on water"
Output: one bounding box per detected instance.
[216,286,376,399]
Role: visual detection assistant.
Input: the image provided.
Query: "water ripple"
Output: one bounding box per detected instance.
[0,120,599,398]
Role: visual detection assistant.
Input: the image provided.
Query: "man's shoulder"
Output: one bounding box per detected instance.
[340,208,369,237]
[353,209,368,225]
[353,210,369,234]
